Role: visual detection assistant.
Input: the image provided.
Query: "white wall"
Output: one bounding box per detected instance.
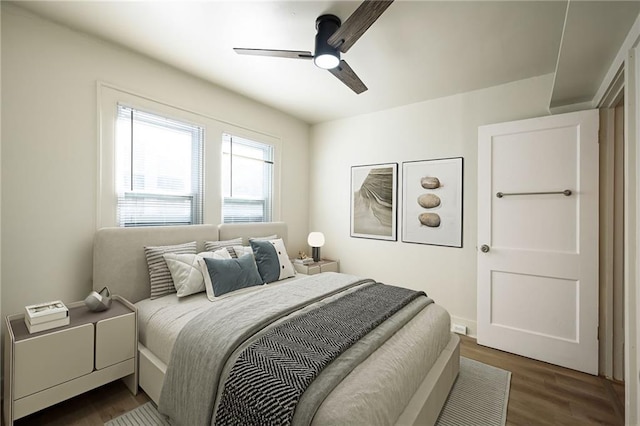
[0,1,3,348]
[1,4,310,317]
[309,74,554,335]
[628,40,640,426]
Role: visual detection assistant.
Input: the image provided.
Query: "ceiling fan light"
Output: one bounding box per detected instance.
[314,53,340,69]
[314,14,342,70]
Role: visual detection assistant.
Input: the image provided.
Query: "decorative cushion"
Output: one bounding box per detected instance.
[204,238,242,258]
[201,255,263,298]
[197,249,232,300]
[250,238,295,284]
[249,234,278,242]
[232,245,254,258]
[164,250,228,298]
[225,236,278,259]
[144,241,197,299]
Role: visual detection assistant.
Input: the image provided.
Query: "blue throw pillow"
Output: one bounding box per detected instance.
[250,238,295,283]
[250,239,280,283]
[203,255,263,297]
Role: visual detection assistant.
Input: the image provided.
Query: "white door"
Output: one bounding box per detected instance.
[477,109,599,375]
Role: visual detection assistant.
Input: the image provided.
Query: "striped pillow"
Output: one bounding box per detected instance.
[204,238,242,258]
[249,234,278,242]
[144,241,197,299]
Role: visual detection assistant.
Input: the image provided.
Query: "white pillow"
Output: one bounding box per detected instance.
[164,249,230,298]
[270,239,296,281]
[249,234,278,241]
[233,245,254,258]
[197,249,237,301]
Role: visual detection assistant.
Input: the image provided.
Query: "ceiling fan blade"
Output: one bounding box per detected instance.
[233,48,313,59]
[328,60,368,94]
[327,0,394,53]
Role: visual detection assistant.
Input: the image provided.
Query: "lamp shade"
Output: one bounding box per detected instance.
[307,232,325,247]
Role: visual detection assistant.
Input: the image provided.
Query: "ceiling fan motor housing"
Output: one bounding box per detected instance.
[233,0,391,94]
[314,14,341,68]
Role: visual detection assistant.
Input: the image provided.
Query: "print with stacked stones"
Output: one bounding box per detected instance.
[418,176,441,227]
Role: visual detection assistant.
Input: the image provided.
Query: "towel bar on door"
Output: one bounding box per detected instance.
[496,189,572,198]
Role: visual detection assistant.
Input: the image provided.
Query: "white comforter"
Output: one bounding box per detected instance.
[136,273,451,425]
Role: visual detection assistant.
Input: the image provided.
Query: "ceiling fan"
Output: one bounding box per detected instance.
[233,0,394,94]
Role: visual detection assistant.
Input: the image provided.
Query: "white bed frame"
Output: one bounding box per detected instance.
[93,222,460,426]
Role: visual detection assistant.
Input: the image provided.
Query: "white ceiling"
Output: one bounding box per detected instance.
[13,1,640,124]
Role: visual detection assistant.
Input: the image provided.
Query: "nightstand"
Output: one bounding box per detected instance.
[3,295,138,426]
[294,259,340,275]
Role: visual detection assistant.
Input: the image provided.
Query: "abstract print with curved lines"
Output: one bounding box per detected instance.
[353,167,394,236]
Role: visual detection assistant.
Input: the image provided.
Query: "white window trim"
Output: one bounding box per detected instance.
[97,82,281,228]
[222,130,280,223]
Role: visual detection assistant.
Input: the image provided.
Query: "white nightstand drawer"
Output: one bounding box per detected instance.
[95,312,135,369]
[5,296,138,425]
[14,324,94,399]
[294,259,339,275]
[320,261,338,273]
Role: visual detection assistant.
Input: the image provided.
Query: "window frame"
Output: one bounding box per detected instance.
[222,133,275,223]
[116,105,205,227]
[98,83,281,228]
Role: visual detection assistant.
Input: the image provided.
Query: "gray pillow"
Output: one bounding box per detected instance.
[202,254,263,297]
[250,239,295,283]
[144,241,197,299]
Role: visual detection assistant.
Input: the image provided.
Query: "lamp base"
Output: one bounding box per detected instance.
[312,247,321,262]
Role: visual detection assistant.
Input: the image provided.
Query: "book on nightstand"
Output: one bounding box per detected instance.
[24,300,69,333]
[294,258,314,265]
[24,316,70,334]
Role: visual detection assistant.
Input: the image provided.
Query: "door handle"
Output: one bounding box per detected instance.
[480,244,490,253]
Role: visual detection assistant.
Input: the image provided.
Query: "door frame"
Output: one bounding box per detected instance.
[599,81,626,382]
[627,41,640,426]
[594,13,640,424]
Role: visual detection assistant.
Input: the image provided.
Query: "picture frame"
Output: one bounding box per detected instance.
[402,157,463,247]
[351,163,398,241]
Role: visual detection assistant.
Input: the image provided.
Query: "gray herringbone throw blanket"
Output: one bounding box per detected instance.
[214,282,425,425]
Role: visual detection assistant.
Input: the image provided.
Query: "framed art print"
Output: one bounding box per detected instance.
[351,163,398,241]
[402,157,463,247]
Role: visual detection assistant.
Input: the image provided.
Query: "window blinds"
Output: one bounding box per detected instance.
[116,105,204,227]
[222,133,274,223]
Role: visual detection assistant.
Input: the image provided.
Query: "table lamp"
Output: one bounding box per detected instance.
[307,232,325,262]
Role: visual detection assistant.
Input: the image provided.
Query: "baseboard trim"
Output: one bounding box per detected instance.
[451,316,477,338]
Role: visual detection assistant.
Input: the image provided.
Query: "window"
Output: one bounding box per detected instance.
[222,133,274,223]
[115,105,204,227]
[99,84,281,228]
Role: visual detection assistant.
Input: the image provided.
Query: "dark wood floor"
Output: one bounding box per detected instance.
[12,335,625,425]
[12,380,150,426]
[459,336,625,426]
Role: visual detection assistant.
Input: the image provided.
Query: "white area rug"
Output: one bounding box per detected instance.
[436,357,511,426]
[105,402,170,426]
[105,357,511,426]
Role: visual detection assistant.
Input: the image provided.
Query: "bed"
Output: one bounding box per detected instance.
[93,222,459,425]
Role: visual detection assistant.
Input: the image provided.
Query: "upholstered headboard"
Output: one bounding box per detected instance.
[218,221,287,247]
[93,222,288,303]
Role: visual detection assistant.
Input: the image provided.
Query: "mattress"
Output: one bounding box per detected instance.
[137,275,304,365]
[136,273,451,424]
